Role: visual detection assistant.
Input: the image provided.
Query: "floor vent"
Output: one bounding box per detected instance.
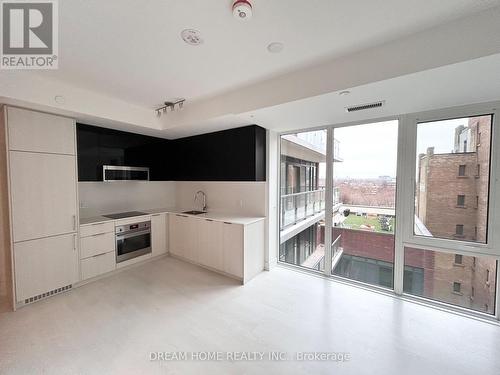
[24,284,72,305]
[346,101,385,112]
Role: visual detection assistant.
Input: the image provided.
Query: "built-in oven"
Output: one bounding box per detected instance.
[115,220,151,263]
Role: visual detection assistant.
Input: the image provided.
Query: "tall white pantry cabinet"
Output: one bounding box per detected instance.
[3,107,79,306]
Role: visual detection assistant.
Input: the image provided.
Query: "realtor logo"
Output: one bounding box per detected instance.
[1,0,58,69]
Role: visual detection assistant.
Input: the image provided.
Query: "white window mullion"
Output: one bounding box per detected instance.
[323,127,334,276]
[394,116,411,295]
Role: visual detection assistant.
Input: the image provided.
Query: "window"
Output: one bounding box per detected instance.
[280,129,327,271]
[330,121,398,289]
[415,115,492,244]
[458,164,466,176]
[404,247,497,315]
[454,254,463,265]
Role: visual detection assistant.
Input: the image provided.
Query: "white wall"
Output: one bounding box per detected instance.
[175,181,266,217]
[78,181,176,217]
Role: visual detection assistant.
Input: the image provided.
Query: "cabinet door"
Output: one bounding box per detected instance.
[9,151,77,242]
[80,252,116,280]
[151,213,167,256]
[198,219,223,271]
[185,216,199,263]
[223,223,244,278]
[14,233,79,302]
[8,107,75,155]
[169,214,184,257]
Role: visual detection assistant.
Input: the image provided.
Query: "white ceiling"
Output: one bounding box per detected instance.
[240,53,500,133]
[42,0,500,108]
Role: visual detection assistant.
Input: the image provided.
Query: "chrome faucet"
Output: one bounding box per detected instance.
[194,190,207,212]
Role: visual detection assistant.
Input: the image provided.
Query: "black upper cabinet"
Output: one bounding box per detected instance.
[171,125,266,181]
[76,124,266,182]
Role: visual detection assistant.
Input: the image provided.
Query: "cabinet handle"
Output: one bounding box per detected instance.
[73,234,77,251]
[92,252,108,258]
[152,214,160,217]
[176,214,188,218]
[206,219,213,222]
[92,232,107,237]
[73,215,77,231]
[224,222,232,225]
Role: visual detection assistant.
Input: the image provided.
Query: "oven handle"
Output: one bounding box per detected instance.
[116,229,151,240]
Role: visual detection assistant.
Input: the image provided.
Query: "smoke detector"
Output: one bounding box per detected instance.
[233,0,253,20]
[181,29,203,46]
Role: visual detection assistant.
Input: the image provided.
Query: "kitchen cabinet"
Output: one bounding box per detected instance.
[169,213,264,283]
[80,232,115,259]
[198,219,224,271]
[9,151,78,242]
[79,222,116,281]
[7,107,75,155]
[151,213,168,256]
[222,222,244,278]
[169,214,198,261]
[14,233,79,302]
[76,123,266,182]
[76,123,168,181]
[80,252,116,281]
[3,106,79,306]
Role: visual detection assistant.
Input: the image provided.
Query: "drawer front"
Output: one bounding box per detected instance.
[80,232,115,259]
[80,222,114,237]
[81,252,116,280]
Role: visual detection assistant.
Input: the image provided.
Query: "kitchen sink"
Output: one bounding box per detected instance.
[182,210,207,215]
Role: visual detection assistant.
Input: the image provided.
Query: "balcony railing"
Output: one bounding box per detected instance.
[281,189,325,228]
[280,188,340,229]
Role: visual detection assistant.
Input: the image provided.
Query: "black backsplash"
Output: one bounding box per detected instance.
[76,124,266,182]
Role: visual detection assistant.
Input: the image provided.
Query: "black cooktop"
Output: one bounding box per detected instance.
[103,211,147,219]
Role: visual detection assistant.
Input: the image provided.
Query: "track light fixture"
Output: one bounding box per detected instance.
[155,98,186,117]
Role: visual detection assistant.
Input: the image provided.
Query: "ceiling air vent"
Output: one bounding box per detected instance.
[346,101,385,113]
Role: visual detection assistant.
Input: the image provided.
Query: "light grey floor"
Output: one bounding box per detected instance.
[1,256,499,375]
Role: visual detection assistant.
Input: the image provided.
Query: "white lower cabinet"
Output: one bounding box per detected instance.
[169,214,263,283]
[169,214,197,261]
[80,232,115,259]
[151,213,168,256]
[198,219,224,271]
[80,252,116,280]
[222,222,244,278]
[79,223,116,281]
[14,233,79,302]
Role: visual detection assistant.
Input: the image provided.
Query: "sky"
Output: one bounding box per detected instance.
[301,117,471,179]
[333,120,398,178]
[416,118,468,155]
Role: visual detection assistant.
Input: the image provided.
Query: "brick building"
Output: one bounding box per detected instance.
[415,116,495,314]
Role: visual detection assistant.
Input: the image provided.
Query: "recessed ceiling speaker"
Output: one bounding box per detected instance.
[233,0,253,20]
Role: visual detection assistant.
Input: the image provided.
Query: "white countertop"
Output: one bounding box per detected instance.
[80,207,265,226]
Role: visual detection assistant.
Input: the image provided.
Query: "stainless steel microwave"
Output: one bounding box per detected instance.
[102,165,149,181]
